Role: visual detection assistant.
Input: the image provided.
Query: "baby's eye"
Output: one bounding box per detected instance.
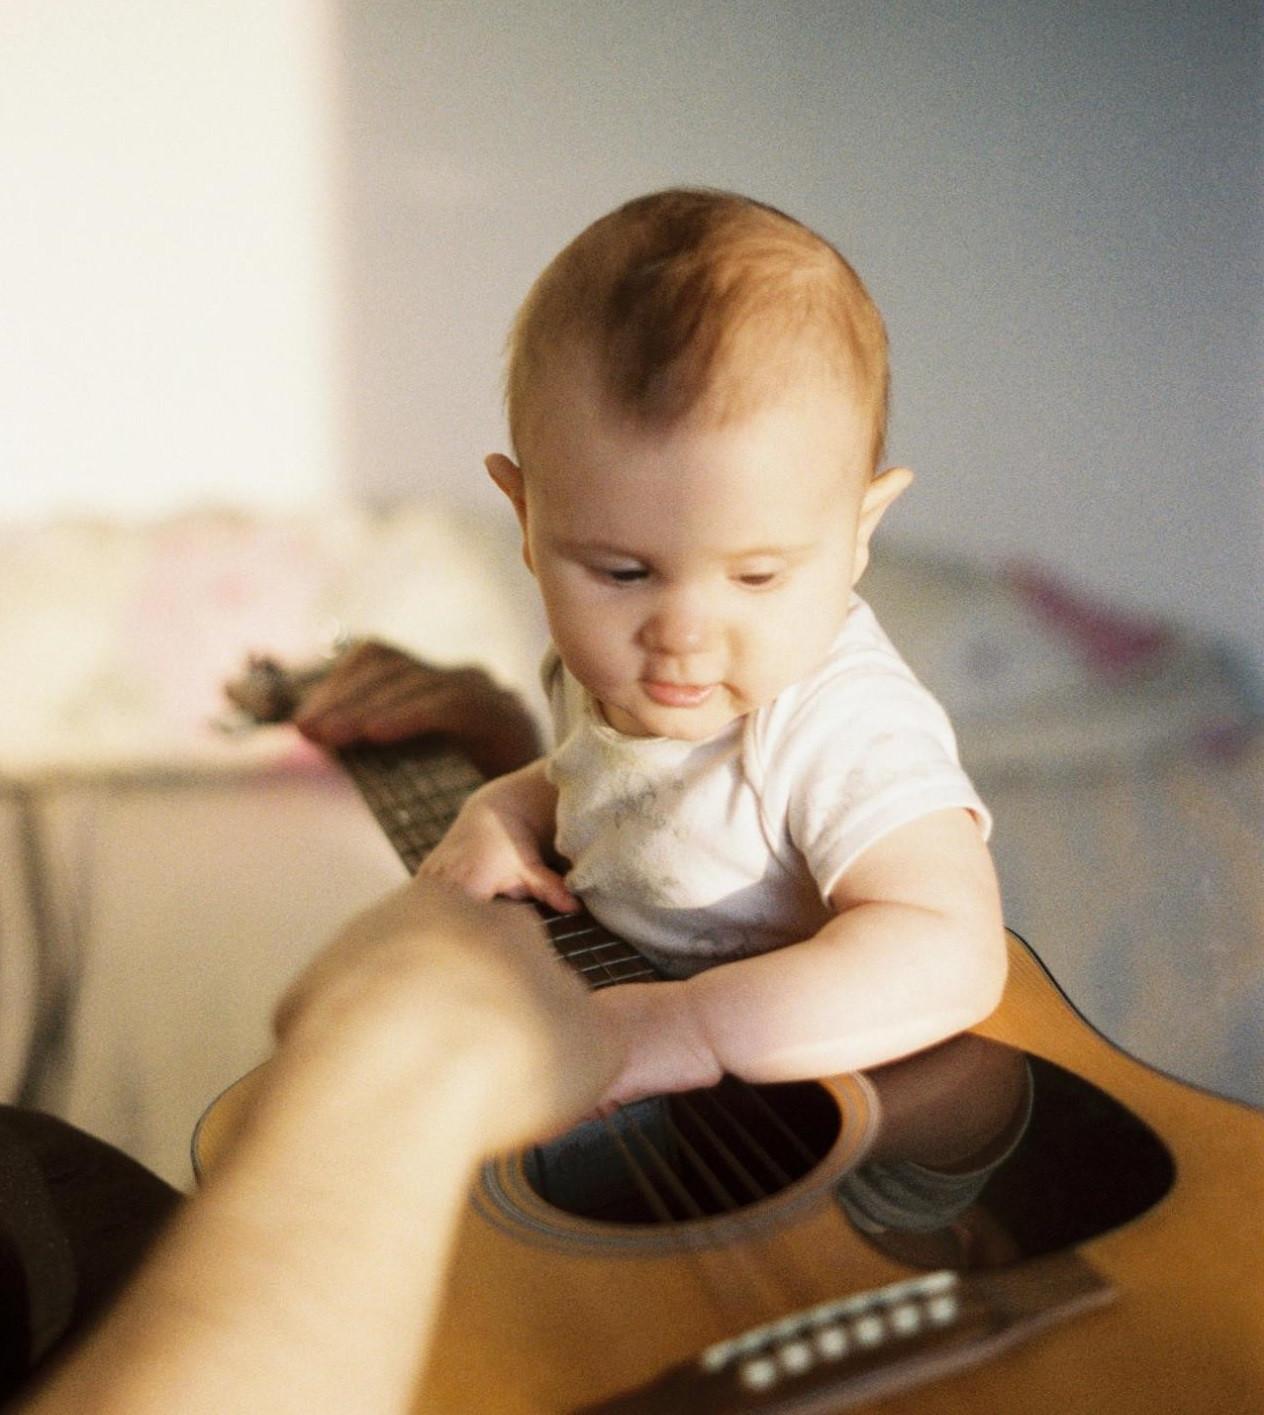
[602,566,649,585]
[735,570,782,588]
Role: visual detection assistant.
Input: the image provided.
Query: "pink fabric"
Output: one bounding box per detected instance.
[1004,561,1174,676]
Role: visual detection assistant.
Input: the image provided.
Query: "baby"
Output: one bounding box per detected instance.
[423,188,1007,1109]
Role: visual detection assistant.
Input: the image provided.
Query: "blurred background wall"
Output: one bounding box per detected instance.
[2,0,1260,686]
[1,1,342,515]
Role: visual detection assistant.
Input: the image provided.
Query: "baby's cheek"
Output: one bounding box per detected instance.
[549,618,605,682]
[742,628,819,704]
[561,642,620,699]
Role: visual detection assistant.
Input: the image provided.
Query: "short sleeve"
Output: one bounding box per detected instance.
[750,607,991,902]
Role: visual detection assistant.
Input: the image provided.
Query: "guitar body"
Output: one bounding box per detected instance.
[202,678,1264,1411]
[197,931,1264,1413]
[427,1069,880,1414]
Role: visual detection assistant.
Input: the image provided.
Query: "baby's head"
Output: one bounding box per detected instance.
[488,189,910,740]
[506,187,889,473]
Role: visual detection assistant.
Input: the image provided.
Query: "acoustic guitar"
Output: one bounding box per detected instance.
[197,660,1264,1413]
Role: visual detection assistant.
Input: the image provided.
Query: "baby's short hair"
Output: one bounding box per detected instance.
[506,188,889,473]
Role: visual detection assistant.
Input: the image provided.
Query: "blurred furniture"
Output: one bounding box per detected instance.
[5,755,405,1186]
[864,551,1262,1111]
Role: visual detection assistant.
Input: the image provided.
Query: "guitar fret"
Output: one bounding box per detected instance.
[569,955,655,973]
[557,939,641,960]
[576,964,659,984]
[339,739,486,872]
[548,926,610,944]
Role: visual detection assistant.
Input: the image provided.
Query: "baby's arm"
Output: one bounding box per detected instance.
[419,758,579,915]
[592,808,1006,1107]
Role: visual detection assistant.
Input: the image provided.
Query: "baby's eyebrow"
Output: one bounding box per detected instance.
[553,537,643,559]
[551,537,819,563]
[726,543,817,562]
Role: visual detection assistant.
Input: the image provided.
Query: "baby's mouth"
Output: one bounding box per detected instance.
[642,681,715,708]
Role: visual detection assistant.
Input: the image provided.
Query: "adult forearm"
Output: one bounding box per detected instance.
[22,877,618,1414]
[23,1046,496,1415]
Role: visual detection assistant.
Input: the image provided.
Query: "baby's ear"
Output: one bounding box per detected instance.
[485,453,525,512]
[851,466,913,583]
[485,453,533,572]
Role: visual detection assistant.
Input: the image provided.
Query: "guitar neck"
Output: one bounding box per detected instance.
[337,736,484,871]
[338,735,660,990]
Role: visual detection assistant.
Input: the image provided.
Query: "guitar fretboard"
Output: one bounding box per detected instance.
[338,735,661,989]
[338,737,483,869]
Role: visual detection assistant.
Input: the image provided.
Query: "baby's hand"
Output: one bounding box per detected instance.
[588,982,723,1110]
[419,773,579,916]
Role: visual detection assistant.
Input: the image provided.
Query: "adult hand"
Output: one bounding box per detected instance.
[292,640,541,779]
[272,873,604,1150]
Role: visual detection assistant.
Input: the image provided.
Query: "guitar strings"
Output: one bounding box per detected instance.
[546,912,811,1202]
[578,929,810,1326]
[602,1108,803,1328]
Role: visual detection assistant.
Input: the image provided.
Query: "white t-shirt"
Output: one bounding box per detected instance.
[544,596,990,977]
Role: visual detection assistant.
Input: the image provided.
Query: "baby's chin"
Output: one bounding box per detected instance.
[600,691,751,742]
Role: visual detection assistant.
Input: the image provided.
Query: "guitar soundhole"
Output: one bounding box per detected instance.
[522,1075,842,1226]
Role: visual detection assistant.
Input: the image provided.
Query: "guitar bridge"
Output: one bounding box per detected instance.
[578,1251,1113,1413]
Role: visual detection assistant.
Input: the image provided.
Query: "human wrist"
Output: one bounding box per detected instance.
[131,1026,500,1415]
[670,978,726,1088]
[240,1022,490,1182]
[274,952,581,1167]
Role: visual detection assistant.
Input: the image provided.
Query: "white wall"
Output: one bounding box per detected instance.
[341,0,1262,685]
[2,2,1258,681]
[0,0,341,516]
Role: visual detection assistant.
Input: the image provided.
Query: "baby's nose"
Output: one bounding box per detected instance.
[639,598,714,654]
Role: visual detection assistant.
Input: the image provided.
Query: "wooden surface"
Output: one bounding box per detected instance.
[195,931,1264,1413]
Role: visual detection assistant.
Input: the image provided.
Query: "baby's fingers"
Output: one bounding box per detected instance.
[419,854,576,916]
[520,863,580,916]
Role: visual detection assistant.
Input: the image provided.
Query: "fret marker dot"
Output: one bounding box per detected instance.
[739,1357,779,1391]
[852,1314,885,1347]
[777,1340,813,1375]
[814,1325,848,1360]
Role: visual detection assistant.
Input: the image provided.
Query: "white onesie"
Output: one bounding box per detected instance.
[544,596,990,978]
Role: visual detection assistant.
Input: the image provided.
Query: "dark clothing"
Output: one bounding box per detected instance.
[0,1107,178,1404]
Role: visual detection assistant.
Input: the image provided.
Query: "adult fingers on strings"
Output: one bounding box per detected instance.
[295,643,440,743]
[362,674,542,776]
